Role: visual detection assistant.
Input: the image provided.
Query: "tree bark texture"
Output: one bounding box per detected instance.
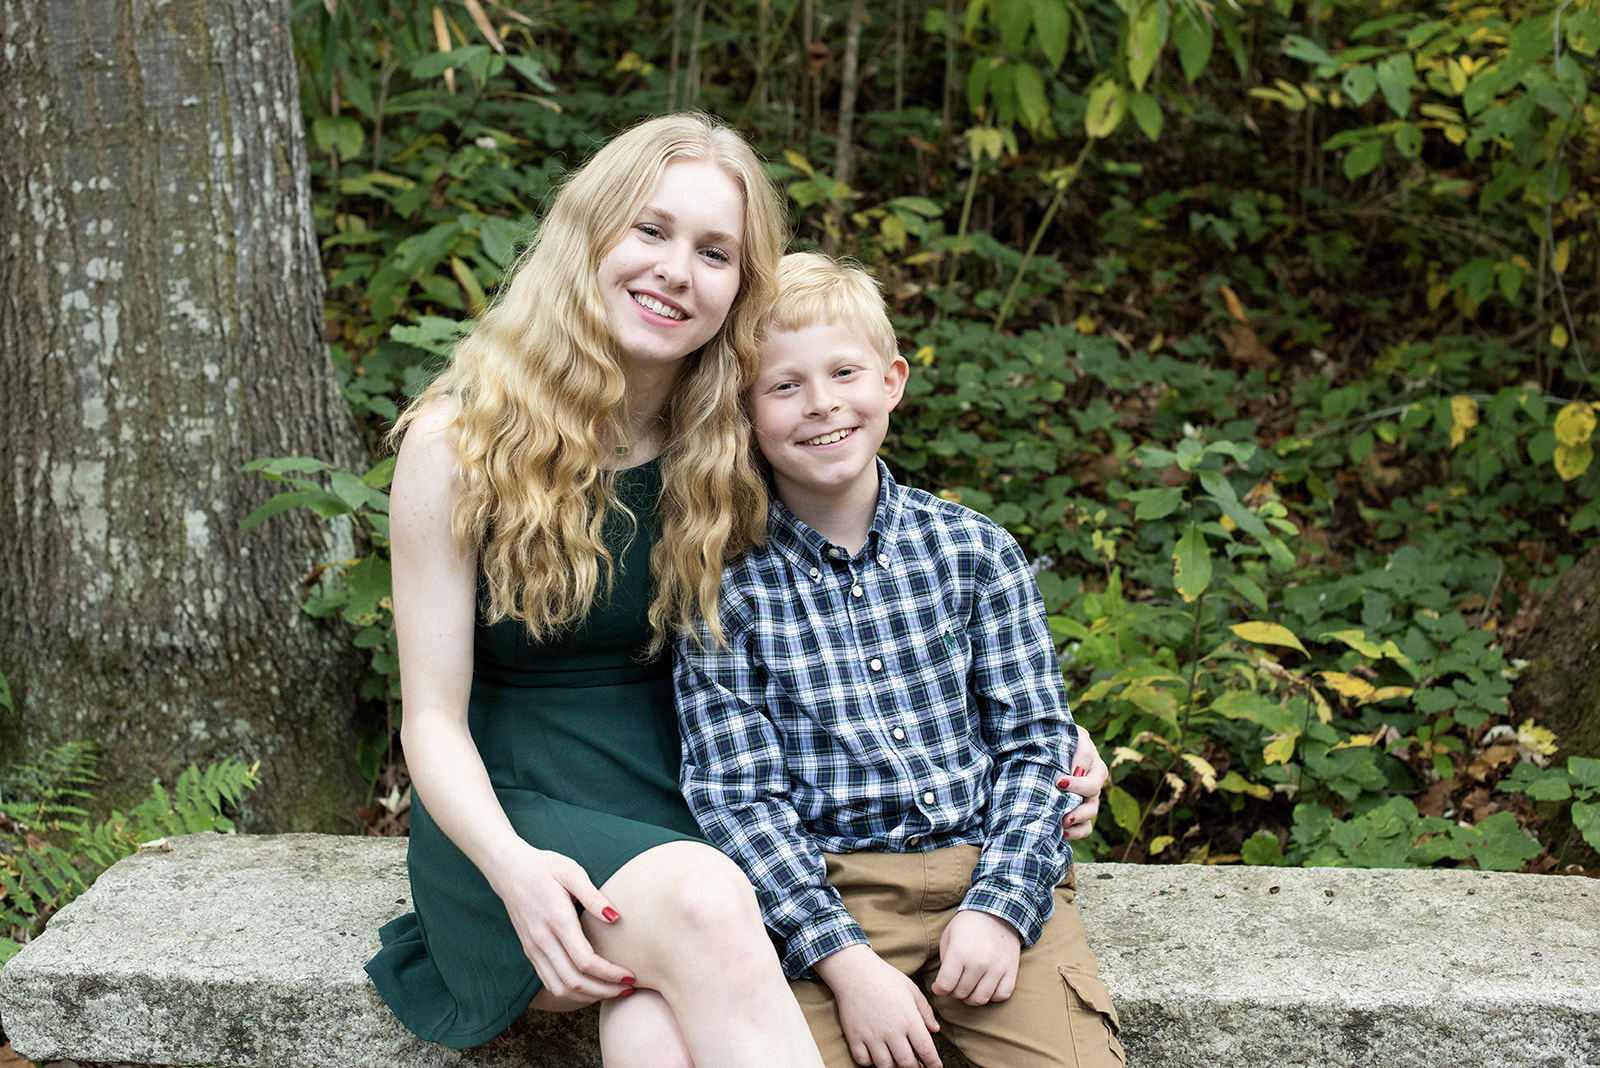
[0,0,369,831]
[1509,545,1600,869]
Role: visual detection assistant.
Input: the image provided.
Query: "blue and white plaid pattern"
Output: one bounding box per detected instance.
[675,461,1076,978]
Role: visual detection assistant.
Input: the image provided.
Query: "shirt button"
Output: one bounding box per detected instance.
[922,791,936,805]
[829,547,844,559]
[851,585,863,598]
[877,553,889,567]
[809,567,821,579]
[892,727,905,741]
[907,836,920,847]
[869,658,883,671]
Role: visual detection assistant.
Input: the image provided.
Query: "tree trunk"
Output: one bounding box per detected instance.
[0,0,369,831]
[833,0,865,188]
[1508,545,1600,869]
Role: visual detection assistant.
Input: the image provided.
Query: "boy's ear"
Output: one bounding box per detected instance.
[883,354,910,412]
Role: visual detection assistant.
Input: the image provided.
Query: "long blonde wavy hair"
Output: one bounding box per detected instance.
[394,113,785,654]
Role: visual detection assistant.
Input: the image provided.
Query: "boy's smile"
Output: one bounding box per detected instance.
[751,319,908,547]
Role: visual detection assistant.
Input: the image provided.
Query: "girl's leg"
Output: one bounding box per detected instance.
[598,990,694,1068]
[581,840,824,1068]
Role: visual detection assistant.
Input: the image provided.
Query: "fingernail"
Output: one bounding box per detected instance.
[622,975,637,985]
[1073,766,1086,777]
[1056,776,1071,789]
[618,987,635,997]
[602,907,620,922]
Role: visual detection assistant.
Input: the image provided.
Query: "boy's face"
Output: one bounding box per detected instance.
[750,319,909,514]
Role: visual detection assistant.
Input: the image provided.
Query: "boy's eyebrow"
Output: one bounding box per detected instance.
[639,204,742,248]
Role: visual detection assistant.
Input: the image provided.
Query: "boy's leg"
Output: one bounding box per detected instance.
[923,869,1124,1068]
[789,850,963,1068]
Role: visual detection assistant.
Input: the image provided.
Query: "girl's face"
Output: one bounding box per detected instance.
[599,159,746,376]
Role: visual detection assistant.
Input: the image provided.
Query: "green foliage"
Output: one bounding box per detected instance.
[274,0,1600,870]
[0,744,259,967]
[242,455,399,799]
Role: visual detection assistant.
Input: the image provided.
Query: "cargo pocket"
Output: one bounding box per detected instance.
[1058,967,1125,1067]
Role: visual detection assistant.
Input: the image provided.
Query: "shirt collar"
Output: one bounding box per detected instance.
[767,459,902,568]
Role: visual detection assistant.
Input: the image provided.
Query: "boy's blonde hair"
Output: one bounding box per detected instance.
[762,252,898,369]
[393,112,785,653]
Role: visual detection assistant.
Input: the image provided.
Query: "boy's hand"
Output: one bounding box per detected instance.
[814,944,943,1068]
[930,910,1021,1007]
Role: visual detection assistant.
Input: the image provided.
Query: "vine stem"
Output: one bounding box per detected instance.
[994,138,1096,333]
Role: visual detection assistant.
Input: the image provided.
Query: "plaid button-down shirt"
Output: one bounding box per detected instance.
[675,462,1077,978]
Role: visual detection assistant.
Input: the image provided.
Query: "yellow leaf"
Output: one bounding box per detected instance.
[1447,58,1468,94]
[1554,441,1593,481]
[1427,281,1452,310]
[1370,686,1414,702]
[1450,394,1479,448]
[1231,621,1309,655]
[913,345,936,368]
[1516,719,1558,756]
[1219,513,1238,532]
[1074,314,1098,334]
[1149,835,1176,856]
[1263,734,1297,765]
[1110,746,1148,768]
[1182,753,1219,791]
[462,0,505,53]
[432,7,456,93]
[784,150,815,175]
[1319,671,1376,701]
[1554,238,1571,275]
[1326,629,1382,658]
[1551,323,1569,349]
[1554,402,1597,447]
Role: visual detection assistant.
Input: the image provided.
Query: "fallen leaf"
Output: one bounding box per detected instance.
[1219,322,1279,368]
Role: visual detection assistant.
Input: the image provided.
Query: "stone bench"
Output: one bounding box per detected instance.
[0,833,1596,1067]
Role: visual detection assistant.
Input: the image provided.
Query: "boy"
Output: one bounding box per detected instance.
[674,252,1123,1068]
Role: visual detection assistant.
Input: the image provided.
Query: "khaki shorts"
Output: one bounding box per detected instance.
[790,845,1124,1068]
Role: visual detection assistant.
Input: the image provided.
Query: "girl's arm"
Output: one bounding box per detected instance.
[391,398,634,1006]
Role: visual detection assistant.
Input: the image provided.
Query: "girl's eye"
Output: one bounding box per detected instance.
[637,223,665,239]
[702,247,731,265]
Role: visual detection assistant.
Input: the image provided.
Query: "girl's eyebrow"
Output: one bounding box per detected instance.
[639,204,742,249]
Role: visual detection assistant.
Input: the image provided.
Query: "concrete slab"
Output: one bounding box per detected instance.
[0,833,1596,1067]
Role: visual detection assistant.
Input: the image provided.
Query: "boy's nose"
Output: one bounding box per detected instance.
[804,383,840,415]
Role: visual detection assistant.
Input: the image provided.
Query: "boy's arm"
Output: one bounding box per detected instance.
[674,641,870,979]
[961,529,1077,946]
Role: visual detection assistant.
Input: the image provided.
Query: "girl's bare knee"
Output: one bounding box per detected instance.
[598,990,695,1068]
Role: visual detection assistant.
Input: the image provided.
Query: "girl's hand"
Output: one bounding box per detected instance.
[1058,726,1108,841]
[491,843,638,1004]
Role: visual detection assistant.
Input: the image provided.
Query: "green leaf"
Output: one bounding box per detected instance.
[1014,63,1049,133]
[1131,487,1185,520]
[1341,64,1377,106]
[1030,0,1071,69]
[1572,802,1600,852]
[1375,52,1415,118]
[1172,4,1213,83]
[1465,812,1543,871]
[0,668,11,712]
[1344,138,1384,180]
[240,489,349,531]
[1107,785,1141,832]
[1172,522,1212,602]
[1084,80,1126,139]
[1242,831,1284,866]
[342,554,394,626]
[1128,1,1163,91]
[1570,757,1600,789]
[1281,34,1336,75]
[1128,90,1163,141]
[1392,123,1422,159]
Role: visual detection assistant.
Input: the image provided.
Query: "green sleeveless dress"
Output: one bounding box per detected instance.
[366,461,703,1048]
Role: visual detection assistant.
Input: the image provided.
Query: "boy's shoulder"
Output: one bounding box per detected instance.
[887,477,1021,557]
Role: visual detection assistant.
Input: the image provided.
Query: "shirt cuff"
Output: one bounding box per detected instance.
[961,875,1059,948]
[782,909,871,980]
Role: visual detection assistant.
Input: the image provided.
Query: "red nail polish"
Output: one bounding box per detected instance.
[1056,776,1071,789]
[1073,766,1086,778]
[602,906,620,922]
[622,975,637,985]
[618,987,636,997]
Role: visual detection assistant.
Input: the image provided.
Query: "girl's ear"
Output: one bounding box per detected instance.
[883,355,910,413]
